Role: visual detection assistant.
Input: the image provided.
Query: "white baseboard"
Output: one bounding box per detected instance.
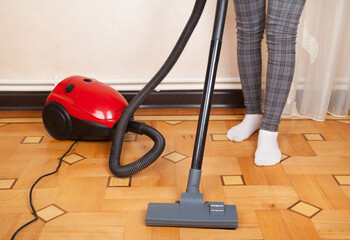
[1,77,348,92]
[0,77,242,91]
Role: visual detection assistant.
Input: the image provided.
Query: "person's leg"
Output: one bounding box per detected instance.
[227,0,265,142]
[255,0,306,166]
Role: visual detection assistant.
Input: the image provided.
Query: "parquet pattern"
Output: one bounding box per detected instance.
[1,108,350,240]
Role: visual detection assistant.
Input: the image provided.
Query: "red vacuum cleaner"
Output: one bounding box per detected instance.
[43,75,128,141]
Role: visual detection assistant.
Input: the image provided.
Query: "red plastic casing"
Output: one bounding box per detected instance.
[46,76,128,128]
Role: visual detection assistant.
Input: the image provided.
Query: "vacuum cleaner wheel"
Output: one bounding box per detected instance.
[43,102,73,140]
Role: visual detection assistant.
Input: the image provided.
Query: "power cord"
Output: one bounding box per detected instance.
[11,141,78,240]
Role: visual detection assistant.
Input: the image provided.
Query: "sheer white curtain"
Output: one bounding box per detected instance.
[281,0,350,120]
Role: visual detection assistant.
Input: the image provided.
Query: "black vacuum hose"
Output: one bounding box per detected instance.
[109,0,207,177]
[123,121,166,175]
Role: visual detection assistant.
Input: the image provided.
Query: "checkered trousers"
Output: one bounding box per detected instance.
[233,0,306,131]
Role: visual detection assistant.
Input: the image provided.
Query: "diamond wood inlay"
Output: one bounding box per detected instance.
[62,153,85,164]
[333,175,350,186]
[221,175,245,186]
[108,177,131,187]
[281,154,291,161]
[0,179,17,189]
[22,136,43,144]
[303,133,325,141]
[164,121,183,126]
[289,201,322,218]
[211,134,228,141]
[162,151,188,163]
[37,205,66,222]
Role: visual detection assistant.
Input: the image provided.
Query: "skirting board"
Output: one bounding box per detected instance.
[0,90,244,110]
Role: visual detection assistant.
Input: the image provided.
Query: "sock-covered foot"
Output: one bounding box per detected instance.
[254,130,282,166]
[227,114,262,142]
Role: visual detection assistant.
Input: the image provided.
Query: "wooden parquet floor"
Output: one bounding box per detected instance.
[1,108,350,240]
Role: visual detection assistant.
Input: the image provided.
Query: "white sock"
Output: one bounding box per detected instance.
[254,130,282,166]
[226,114,262,142]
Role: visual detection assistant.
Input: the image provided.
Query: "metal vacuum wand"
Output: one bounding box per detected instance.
[146,0,238,229]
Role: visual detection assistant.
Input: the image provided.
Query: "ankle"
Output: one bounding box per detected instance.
[244,114,262,121]
[258,129,278,140]
[241,114,262,128]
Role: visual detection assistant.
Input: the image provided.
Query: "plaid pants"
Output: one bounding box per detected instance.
[233,0,306,131]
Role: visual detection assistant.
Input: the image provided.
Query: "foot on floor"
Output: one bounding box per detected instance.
[227,114,262,142]
[254,129,282,166]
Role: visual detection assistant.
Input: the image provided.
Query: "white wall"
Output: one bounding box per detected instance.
[0,0,240,91]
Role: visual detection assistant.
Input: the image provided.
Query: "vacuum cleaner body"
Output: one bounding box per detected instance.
[43,75,128,141]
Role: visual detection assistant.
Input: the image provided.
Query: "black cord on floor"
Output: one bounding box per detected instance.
[11,140,78,240]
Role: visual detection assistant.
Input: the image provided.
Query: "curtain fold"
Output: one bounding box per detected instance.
[277,0,350,120]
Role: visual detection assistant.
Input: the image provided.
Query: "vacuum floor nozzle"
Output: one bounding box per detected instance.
[145,193,238,229]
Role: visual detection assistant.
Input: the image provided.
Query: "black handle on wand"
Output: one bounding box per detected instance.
[191,0,228,170]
